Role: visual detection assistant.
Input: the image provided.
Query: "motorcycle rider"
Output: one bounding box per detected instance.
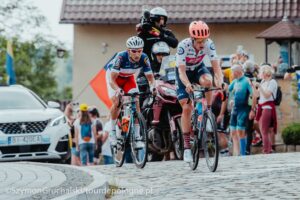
[136,7,178,63]
[138,41,180,161]
[150,41,171,74]
[138,41,170,108]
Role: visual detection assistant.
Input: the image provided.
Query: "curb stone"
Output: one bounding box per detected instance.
[22,162,108,200]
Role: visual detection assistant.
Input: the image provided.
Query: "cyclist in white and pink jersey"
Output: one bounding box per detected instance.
[175,21,223,162]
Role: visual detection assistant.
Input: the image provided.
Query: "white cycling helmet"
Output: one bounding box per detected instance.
[126,36,144,49]
[152,41,170,55]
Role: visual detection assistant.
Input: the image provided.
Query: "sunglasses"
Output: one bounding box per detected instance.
[156,53,169,56]
[129,49,143,54]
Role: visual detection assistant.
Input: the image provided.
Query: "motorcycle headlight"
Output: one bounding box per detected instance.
[160,86,177,97]
[50,115,66,127]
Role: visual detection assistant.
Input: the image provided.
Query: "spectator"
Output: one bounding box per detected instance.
[64,103,80,166]
[88,106,103,165]
[74,103,97,166]
[254,65,278,154]
[222,53,242,84]
[100,120,114,165]
[243,60,257,155]
[228,64,256,156]
[211,83,230,156]
[284,65,300,80]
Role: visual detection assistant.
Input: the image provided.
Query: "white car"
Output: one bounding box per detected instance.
[0,85,70,162]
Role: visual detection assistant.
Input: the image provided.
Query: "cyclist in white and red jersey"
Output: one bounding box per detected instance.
[106,36,156,146]
[175,21,223,162]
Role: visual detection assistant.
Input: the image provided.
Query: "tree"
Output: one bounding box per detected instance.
[0,0,49,41]
[0,0,72,102]
[0,36,60,101]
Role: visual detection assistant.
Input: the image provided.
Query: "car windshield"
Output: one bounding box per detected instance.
[0,90,45,109]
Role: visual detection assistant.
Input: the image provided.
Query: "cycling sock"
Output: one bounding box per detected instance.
[240,137,247,156]
[183,132,191,149]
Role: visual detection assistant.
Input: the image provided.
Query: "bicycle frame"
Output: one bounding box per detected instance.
[188,85,221,171]
[114,92,150,168]
[120,95,138,141]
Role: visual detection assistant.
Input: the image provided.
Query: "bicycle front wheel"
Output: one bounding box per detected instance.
[189,130,199,170]
[113,127,126,168]
[130,112,148,169]
[203,111,219,172]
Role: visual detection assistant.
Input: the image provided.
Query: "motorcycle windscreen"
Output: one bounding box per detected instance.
[160,55,176,82]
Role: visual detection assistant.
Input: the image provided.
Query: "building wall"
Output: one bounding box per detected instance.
[73,22,280,115]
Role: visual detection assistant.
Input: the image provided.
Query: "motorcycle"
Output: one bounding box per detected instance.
[137,56,184,161]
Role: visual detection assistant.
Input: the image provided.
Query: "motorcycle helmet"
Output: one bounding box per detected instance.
[150,7,168,26]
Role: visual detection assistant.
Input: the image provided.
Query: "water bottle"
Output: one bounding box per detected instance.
[196,102,203,129]
[121,106,130,133]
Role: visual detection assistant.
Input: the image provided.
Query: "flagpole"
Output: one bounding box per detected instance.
[72,81,90,103]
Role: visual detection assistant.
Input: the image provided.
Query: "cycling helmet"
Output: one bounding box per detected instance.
[126,36,144,49]
[150,7,168,25]
[189,21,210,39]
[152,41,170,55]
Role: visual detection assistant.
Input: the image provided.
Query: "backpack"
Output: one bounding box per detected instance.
[80,123,92,142]
[272,86,282,106]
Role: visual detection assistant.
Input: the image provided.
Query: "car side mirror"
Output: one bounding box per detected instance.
[47,101,60,108]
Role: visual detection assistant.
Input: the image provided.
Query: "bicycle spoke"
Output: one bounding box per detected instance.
[189,130,200,170]
[203,111,219,172]
[131,112,148,169]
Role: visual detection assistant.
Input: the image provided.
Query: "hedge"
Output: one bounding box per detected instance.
[282,123,300,145]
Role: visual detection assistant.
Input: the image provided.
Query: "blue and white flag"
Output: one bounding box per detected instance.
[5,40,16,85]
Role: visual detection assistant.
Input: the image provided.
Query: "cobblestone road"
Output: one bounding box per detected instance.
[92,152,300,199]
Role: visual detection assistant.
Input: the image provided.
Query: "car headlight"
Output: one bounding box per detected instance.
[160,86,177,97]
[50,115,66,127]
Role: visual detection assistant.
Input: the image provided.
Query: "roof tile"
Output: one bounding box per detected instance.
[60,0,300,24]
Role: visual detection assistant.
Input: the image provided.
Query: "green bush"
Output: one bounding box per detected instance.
[282,123,300,145]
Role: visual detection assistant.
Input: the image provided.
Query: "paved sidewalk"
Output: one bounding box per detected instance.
[92,152,300,199]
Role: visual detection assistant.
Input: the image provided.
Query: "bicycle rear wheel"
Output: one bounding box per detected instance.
[130,112,148,169]
[174,117,184,160]
[203,111,219,172]
[189,130,200,170]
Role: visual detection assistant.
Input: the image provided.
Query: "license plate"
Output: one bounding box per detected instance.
[8,135,42,145]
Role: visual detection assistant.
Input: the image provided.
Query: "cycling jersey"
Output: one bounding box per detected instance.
[176,38,218,70]
[107,51,153,77]
[106,51,153,98]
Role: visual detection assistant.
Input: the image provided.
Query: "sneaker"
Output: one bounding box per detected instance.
[184,149,193,163]
[134,136,145,150]
[220,149,229,157]
[252,136,262,147]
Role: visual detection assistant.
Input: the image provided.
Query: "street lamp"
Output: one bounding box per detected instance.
[57,48,66,58]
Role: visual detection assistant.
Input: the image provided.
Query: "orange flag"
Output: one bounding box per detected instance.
[90,68,112,108]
